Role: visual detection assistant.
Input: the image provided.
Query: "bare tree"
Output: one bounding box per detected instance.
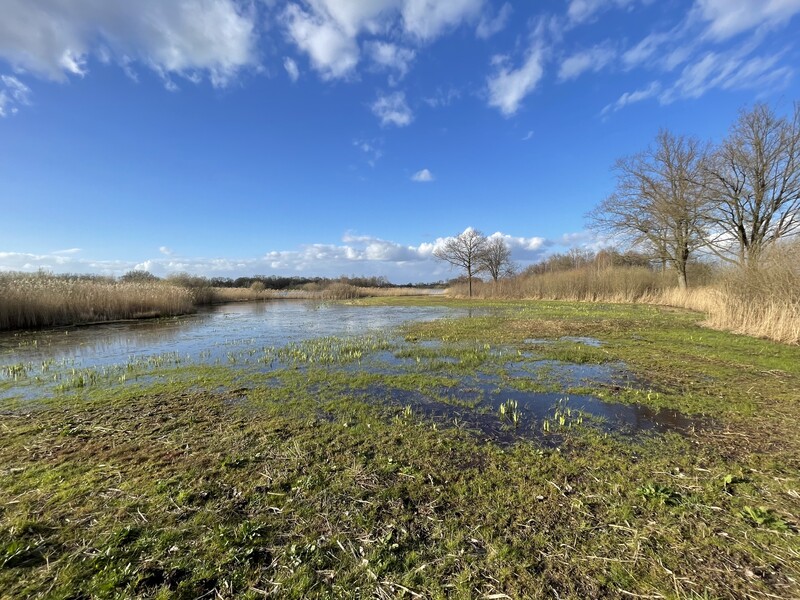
[433,228,487,297]
[588,130,709,289]
[705,102,800,266]
[479,236,515,284]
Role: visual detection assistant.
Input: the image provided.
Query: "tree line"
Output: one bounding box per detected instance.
[589,102,800,288]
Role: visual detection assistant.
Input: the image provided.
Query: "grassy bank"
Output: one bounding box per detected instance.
[447,258,800,344]
[2,299,799,598]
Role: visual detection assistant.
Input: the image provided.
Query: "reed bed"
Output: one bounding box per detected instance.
[448,254,800,345]
[449,267,672,303]
[0,272,194,330]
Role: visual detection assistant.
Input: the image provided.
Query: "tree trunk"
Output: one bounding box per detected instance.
[467,267,473,298]
[676,269,687,290]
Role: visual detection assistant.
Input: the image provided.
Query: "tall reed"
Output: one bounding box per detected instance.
[0,272,194,330]
[448,252,800,345]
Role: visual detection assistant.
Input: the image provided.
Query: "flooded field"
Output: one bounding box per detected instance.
[2,298,798,599]
[0,300,704,442]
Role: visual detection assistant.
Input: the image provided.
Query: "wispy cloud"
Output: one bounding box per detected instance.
[601,81,661,117]
[660,47,792,103]
[283,56,300,82]
[558,43,616,81]
[486,46,546,117]
[566,0,641,24]
[402,0,484,41]
[423,86,461,108]
[0,75,32,117]
[692,0,800,40]
[411,168,435,182]
[354,138,384,167]
[371,91,413,127]
[365,41,416,81]
[476,2,512,39]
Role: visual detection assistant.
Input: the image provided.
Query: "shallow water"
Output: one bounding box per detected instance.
[0,300,707,440]
[0,301,463,370]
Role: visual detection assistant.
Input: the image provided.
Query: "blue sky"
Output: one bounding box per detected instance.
[1,0,799,282]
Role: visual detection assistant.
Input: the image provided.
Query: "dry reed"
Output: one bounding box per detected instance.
[0,272,194,330]
[448,253,800,345]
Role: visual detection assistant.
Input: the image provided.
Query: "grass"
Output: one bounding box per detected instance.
[1,298,800,598]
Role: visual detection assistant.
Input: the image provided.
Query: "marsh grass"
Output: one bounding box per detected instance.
[447,249,800,345]
[0,272,194,330]
[2,301,800,597]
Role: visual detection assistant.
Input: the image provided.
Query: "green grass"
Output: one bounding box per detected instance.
[1,298,799,599]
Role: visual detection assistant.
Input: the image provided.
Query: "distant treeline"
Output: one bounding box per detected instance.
[118,271,446,290]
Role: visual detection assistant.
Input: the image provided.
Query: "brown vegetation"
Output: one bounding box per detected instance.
[447,243,800,345]
[0,272,442,331]
[0,272,194,330]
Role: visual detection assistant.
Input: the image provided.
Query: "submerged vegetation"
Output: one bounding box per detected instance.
[1,298,799,598]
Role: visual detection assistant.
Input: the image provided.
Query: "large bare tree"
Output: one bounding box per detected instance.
[705,102,800,266]
[479,236,515,284]
[588,130,709,289]
[433,228,487,297]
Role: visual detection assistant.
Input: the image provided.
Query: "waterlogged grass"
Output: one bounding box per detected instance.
[1,298,800,598]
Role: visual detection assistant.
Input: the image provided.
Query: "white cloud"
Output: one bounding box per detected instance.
[402,0,484,41]
[487,231,547,256]
[283,3,360,80]
[283,56,300,81]
[159,246,174,256]
[0,75,32,117]
[601,81,661,116]
[1,229,605,281]
[622,32,672,69]
[365,41,416,79]
[567,0,641,24]
[522,130,534,141]
[693,0,800,40]
[423,86,460,108]
[411,168,434,182]
[486,46,546,117]
[371,91,413,126]
[281,0,484,82]
[476,2,512,39]
[0,0,258,87]
[558,44,616,81]
[661,48,792,103]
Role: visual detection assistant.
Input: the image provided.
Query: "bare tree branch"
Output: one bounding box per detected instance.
[433,229,487,298]
[705,102,800,266]
[588,130,710,288]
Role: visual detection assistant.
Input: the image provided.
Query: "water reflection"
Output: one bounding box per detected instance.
[0,301,465,369]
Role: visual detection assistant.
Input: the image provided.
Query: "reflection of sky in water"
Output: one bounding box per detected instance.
[0,301,464,369]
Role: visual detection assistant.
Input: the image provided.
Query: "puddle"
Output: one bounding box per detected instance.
[503,359,637,388]
[560,336,603,347]
[353,378,704,446]
[524,336,604,347]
